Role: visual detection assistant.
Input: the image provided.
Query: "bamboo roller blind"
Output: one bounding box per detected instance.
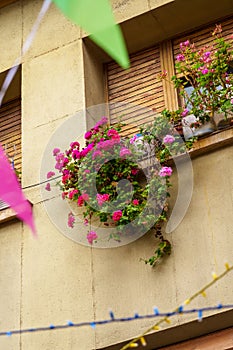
[0,98,21,172]
[106,46,165,136]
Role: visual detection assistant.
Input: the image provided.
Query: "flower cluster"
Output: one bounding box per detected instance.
[158,24,233,134]
[172,24,233,124]
[46,116,176,250]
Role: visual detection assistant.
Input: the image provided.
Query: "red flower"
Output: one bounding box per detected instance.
[112,210,122,221]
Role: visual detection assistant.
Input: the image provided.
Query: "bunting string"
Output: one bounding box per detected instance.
[1,304,233,338]
[0,0,52,107]
[0,263,232,342]
[120,262,233,349]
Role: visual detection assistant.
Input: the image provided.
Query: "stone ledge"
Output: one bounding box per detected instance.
[189,126,233,158]
[0,206,17,224]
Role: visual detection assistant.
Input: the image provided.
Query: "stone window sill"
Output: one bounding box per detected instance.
[0,206,17,224]
[189,126,233,158]
[0,201,32,225]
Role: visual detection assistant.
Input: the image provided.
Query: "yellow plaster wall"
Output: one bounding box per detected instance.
[0,1,232,350]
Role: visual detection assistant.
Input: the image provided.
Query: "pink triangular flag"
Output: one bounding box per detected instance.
[0,145,36,235]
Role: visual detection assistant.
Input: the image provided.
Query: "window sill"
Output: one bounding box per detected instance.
[0,201,32,225]
[189,126,233,158]
[0,206,17,224]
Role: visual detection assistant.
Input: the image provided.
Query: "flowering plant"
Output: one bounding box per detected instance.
[160,24,233,130]
[46,113,193,266]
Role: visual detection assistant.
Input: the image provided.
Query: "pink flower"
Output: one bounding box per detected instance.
[231,98,233,104]
[68,189,79,199]
[107,129,120,139]
[84,218,89,226]
[70,141,80,149]
[68,212,75,228]
[97,193,110,206]
[131,168,139,175]
[130,135,138,144]
[62,174,70,184]
[163,135,175,144]
[201,68,208,74]
[87,231,98,244]
[45,183,51,191]
[47,171,55,179]
[181,108,189,117]
[180,40,190,50]
[80,144,94,157]
[97,116,108,126]
[120,147,131,157]
[97,140,113,150]
[159,166,173,177]
[112,210,122,221]
[132,199,139,205]
[84,131,92,140]
[62,192,68,199]
[78,195,85,206]
[53,148,60,156]
[176,54,185,62]
[77,194,89,206]
[82,193,89,201]
[92,150,102,159]
[72,149,81,160]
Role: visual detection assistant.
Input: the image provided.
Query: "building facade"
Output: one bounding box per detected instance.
[0,0,232,349]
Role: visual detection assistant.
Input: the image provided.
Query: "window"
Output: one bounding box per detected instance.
[106,45,165,136]
[0,67,21,212]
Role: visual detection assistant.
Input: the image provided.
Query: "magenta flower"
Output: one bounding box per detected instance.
[132,199,139,205]
[131,168,139,175]
[84,131,92,140]
[62,174,69,184]
[181,108,189,117]
[107,129,120,140]
[47,171,55,179]
[68,212,75,228]
[45,183,51,191]
[176,54,185,62]
[92,150,102,159]
[130,135,138,144]
[163,135,175,144]
[70,141,80,149]
[87,231,98,244]
[77,197,83,206]
[120,147,131,158]
[53,148,60,156]
[72,149,81,160]
[112,210,122,221]
[180,40,190,50]
[62,192,67,200]
[98,116,108,126]
[97,193,110,206]
[159,166,173,177]
[201,68,209,74]
[68,189,79,199]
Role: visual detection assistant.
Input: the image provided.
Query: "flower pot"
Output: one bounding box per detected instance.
[213,111,233,130]
[182,114,216,140]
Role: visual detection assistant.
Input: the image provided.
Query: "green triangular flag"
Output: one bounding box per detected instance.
[52,0,130,69]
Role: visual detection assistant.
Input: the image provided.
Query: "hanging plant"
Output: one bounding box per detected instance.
[46,114,194,266]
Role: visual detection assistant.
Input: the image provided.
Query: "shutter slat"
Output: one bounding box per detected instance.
[0,98,21,173]
[106,45,165,136]
[173,17,233,62]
